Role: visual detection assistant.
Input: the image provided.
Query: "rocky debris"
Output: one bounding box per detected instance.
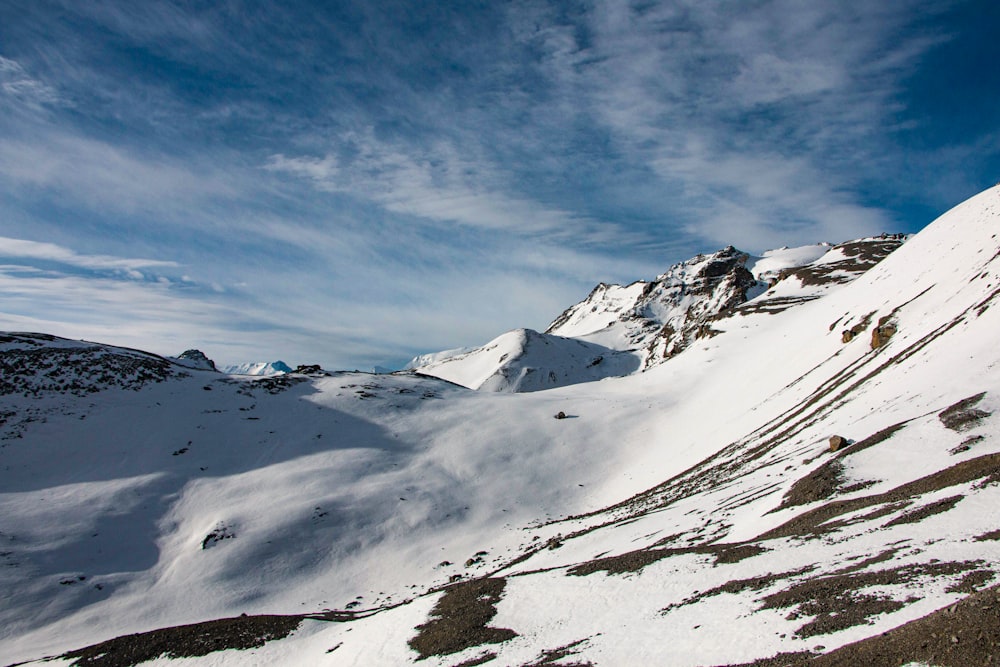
[828,435,847,452]
[408,578,517,659]
[757,581,1000,667]
[777,238,905,288]
[840,312,875,344]
[939,392,991,432]
[0,334,181,397]
[201,523,236,550]
[870,315,898,349]
[58,613,305,667]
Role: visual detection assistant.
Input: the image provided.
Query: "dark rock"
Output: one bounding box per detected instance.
[175,349,218,371]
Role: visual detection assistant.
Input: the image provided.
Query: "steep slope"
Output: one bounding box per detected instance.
[3,186,1000,667]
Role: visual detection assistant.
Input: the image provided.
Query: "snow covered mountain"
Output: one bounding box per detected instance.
[220,361,293,376]
[410,237,904,390]
[3,186,1000,667]
[405,328,639,392]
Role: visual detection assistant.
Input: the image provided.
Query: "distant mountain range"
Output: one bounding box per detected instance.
[3,187,1000,666]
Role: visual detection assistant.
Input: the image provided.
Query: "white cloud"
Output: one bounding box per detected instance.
[0,133,235,215]
[0,236,178,272]
[267,132,625,244]
[502,0,952,249]
[0,55,64,110]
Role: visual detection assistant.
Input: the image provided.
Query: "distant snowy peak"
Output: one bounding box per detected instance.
[409,328,640,392]
[222,361,293,376]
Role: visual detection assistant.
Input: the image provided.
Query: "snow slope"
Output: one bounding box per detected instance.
[3,187,1000,666]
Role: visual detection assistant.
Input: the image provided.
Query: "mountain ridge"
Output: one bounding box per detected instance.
[409,236,905,392]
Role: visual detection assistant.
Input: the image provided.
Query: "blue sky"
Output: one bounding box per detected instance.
[1,0,997,370]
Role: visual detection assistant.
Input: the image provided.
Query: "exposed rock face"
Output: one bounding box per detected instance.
[175,349,218,371]
[643,247,759,364]
[547,246,763,368]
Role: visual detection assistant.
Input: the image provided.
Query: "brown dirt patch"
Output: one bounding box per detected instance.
[759,451,1000,541]
[663,566,817,614]
[946,569,996,594]
[975,529,1000,541]
[569,541,770,577]
[775,421,909,512]
[760,560,986,639]
[57,614,304,667]
[451,652,499,666]
[409,578,517,660]
[939,392,991,431]
[715,544,770,565]
[883,494,963,527]
[759,581,1000,666]
[715,650,819,666]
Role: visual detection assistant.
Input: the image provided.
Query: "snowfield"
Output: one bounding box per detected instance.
[3,186,1000,666]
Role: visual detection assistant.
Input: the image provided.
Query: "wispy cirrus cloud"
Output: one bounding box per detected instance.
[0,55,64,111]
[266,134,632,246]
[0,236,178,273]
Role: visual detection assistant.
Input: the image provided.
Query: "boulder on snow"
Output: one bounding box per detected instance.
[554,411,567,420]
[871,317,897,350]
[829,435,847,452]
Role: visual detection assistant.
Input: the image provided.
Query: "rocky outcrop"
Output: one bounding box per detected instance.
[546,246,764,368]
[871,316,898,350]
[175,349,218,371]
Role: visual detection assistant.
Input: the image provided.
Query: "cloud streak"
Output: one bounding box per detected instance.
[0,236,178,273]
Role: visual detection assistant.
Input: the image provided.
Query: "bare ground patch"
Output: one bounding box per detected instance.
[55,614,305,667]
[759,451,1000,541]
[408,578,517,660]
[738,581,1000,666]
[760,560,988,639]
[521,638,595,666]
[882,494,963,527]
[939,392,991,431]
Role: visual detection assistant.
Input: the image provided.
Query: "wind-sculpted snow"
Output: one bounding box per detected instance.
[4,186,1000,666]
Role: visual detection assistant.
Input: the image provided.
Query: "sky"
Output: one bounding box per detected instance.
[0,0,998,370]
